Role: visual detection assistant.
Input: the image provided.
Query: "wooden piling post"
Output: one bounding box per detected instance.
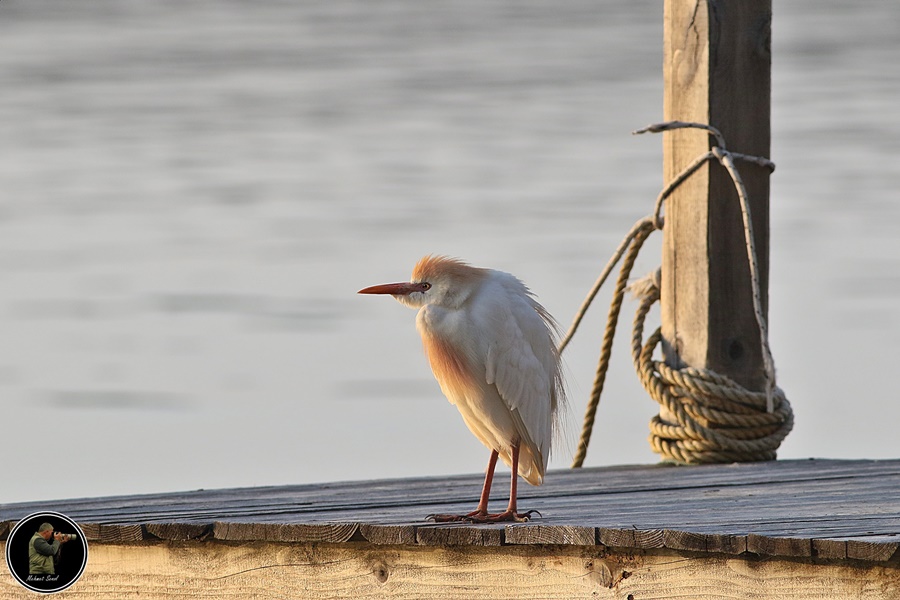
[660,0,773,400]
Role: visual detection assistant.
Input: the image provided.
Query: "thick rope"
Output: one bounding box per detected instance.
[565,121,793,466]
[568,217,656,468]
[559,216,658,354]
[630,270,793,463]
[713,146,777,412]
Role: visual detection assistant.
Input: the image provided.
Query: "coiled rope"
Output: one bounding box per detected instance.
[563,121,794,467]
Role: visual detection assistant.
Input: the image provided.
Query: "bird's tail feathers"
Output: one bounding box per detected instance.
[511,445,545,486]
[550,355,575,464]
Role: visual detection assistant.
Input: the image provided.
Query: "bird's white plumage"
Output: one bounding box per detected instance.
[406,257,563,486]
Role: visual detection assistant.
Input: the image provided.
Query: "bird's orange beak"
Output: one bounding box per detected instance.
[358,282,417,296]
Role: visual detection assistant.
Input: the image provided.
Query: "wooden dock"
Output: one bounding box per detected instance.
[2,458,900,598]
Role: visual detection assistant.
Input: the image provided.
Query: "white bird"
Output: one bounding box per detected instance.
[358,255,565,522]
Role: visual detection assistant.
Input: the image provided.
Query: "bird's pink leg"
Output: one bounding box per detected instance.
[467,449,499,517]
[429,450,498,522]
[474,445,539,523]
[429,446,540,523]
[506,445,521,515]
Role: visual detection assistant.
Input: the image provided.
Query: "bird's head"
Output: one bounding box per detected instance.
[358,255,487,310]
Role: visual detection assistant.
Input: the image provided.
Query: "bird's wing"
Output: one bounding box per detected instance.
[482,285,557,483]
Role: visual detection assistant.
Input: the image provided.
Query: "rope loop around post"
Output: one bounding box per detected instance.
[564,121,793,467]
[630,271,793,464]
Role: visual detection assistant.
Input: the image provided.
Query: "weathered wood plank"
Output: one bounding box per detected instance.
[78,522,101,540]
[6,459,899,524]
[145,522,211,541]
[358,523,418,545]
[663,529,707,552]
[705,532,748,555]
[747,534,812,558]
[598,527,635,548]
[504,524,595,546]
[4,460,898,540]
[99,523,144,542]
[2,460,899,565]
[633,529,666,549]
[847,538,900,562]
[212,521,359,543]
[661,0,773,392]
[2,540,898,600]
[416,524,504,547]
[813,538,848,560]
[814,536,900,562]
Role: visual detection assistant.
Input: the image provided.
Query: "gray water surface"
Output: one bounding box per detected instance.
[1,0,898,503]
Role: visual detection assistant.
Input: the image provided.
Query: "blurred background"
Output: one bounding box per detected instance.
[1,0,898,503]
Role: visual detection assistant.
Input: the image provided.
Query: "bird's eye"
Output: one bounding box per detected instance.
[420,282,432,291]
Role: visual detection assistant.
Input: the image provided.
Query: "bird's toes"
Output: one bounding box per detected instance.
[426,513,472,523]
[426,509,542,523]
[518,509,543,521]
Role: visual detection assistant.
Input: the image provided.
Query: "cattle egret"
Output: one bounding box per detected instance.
[358,255,565,522]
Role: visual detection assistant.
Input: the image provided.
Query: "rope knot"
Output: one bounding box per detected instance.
[566,121,794,467]
[627,269,661,303]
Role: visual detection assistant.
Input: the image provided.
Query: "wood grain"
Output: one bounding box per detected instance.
[598,527,635,548]
[661,0,772,391]
[416,524,504,547]
[99,524,144,542]
[145,522,211,541]
[359,523,417,545]
[847,538,900,562]
[706,532,747,555]
[504,524,595,546]
[2,540,898,600]
[747,534,812,558]
[663,529,707,552]
[212,521,359,543]
[633,528,666,549]
[2,459,900,565]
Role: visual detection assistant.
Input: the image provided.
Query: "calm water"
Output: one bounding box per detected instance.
[2,0,898,503]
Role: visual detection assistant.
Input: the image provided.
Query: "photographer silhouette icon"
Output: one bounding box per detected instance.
[5,511,88,594]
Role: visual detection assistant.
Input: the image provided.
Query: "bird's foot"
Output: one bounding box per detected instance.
[467,509,542,523]
[427,513,473,522]
[426,509,542,523]
[426,507,489,522]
